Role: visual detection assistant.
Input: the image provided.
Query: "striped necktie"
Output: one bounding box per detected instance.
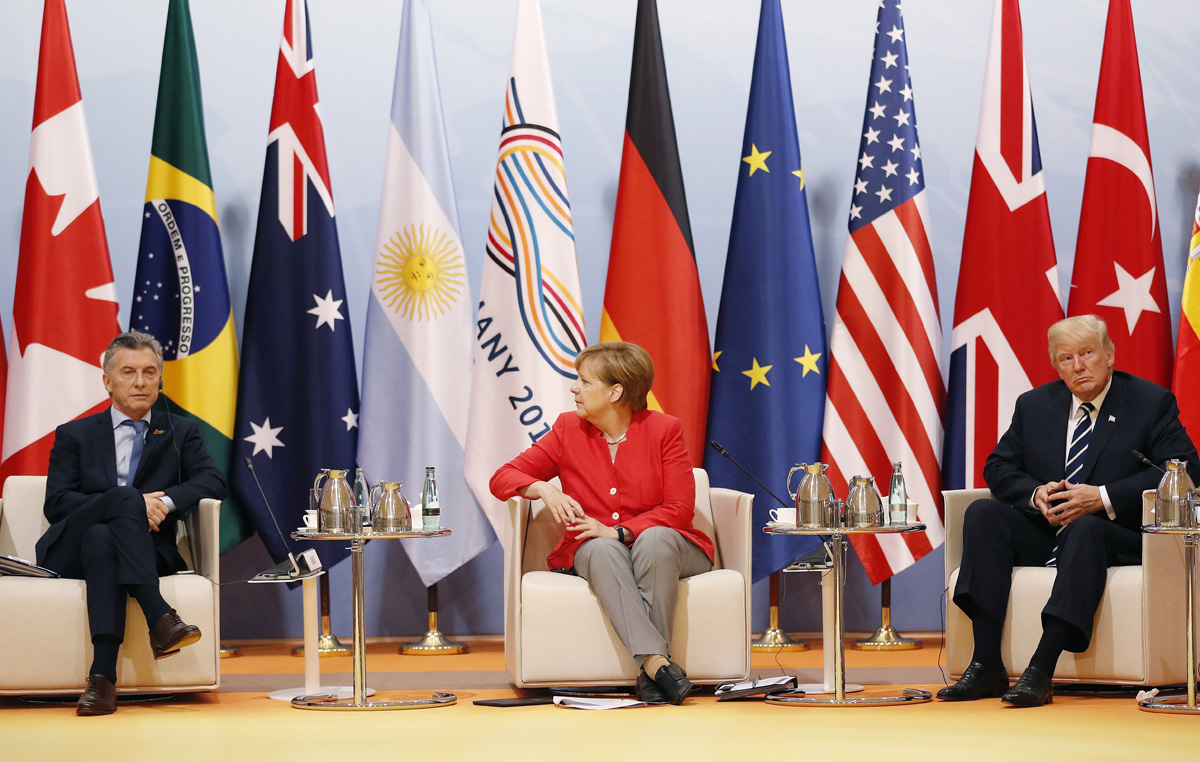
[1065,402,1095,482]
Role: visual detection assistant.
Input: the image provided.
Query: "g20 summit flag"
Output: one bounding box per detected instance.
[3,0,120,482]
[944,0,1062,492]
[464,0,586,538]
[1067,0,1171,387]
[359,0,495,587]
[231,0,358,570]
[820,0,945,585]
[132,0,249,553]
[705,0,826,582]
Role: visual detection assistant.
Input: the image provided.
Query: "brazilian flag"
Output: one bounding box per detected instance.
[132,0,249,553]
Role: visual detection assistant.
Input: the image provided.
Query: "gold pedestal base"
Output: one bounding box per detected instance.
[219,644,242,659]
[292,632,353,657]
[751,627,809,652]
[1139,693,1200,715]
[399,630,469,655]
[851,625,921,650]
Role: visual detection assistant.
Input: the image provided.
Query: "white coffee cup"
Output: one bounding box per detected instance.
[906,501,919,525]
[770,507,797,525]
[303,509,317,528]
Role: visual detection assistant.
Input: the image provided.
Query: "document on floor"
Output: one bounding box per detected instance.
[552,696,651,710]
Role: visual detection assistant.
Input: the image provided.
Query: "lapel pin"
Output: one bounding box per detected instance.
[153,429,166,435]
[1108,416,1116,423]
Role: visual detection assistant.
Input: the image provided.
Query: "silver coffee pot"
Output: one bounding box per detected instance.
[314,468,357,533]
[788,462,839,528]
[845,474,884,527]
[1154,459,1196,528]
[370,481,411,532]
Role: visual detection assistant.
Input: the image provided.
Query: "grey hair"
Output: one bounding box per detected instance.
[103,330,164,375]
[1047,315,1114,363]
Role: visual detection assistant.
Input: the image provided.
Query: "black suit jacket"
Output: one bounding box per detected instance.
[983,370,1199,530]
[35,407,229,570]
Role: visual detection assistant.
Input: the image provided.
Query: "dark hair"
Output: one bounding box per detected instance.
[574,342,655,412]
[103,330,164,375]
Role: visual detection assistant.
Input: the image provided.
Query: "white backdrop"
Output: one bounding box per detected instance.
[2,0,1198,637]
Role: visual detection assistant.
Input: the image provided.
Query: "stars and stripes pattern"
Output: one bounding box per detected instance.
[820,0,945,585]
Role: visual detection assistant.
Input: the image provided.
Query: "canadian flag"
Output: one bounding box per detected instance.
[1,0,120,482]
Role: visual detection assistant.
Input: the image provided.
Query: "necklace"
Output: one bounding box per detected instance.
[604,433,627,445]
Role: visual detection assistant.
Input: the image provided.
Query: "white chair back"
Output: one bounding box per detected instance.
[0,476,49,560]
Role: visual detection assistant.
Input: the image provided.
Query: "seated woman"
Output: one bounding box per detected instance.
[490,342,713,704]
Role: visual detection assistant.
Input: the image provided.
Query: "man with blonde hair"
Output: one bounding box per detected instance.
[939,315,1198,706]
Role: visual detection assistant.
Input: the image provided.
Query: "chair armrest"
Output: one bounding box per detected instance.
[186,498,221,582]
[943,488,992,589]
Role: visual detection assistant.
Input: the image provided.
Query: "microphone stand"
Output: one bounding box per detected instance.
[708,441,809,653]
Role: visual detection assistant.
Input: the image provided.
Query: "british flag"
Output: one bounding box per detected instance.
[944,0,1063,493]
[820,0,945,584]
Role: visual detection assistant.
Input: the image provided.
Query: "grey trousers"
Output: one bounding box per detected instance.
[573,526,712,663]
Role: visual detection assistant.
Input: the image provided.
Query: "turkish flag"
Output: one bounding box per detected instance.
[1,0,120,482]
[1067,0,1171,386]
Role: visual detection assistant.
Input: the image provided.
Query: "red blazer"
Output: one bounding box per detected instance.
[490,409,713,571]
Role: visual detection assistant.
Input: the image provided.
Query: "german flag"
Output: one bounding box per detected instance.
[601,0,710,466]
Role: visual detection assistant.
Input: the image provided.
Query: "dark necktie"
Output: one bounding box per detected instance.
[1065,402,1095,482]
[124,419,147,484]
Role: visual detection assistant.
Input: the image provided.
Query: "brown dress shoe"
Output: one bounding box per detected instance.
[76,674,117,716]
[148,609,201,659]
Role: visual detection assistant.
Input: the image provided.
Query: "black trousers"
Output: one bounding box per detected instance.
[41,487,168,640]
[952,498,1141,652]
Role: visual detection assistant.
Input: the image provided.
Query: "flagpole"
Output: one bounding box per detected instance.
[398,583,468,655]
[751,572,808,651]
[292,575,352,656]
[851,579,921,650]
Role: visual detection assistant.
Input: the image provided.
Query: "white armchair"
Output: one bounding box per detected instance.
[0,475,221,694]
[944,488,1192,686]
[504,468,752,688]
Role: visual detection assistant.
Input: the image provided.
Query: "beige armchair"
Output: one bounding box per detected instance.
[504,467,752,688]
[0,475,221,694]
[944,488,1192,686]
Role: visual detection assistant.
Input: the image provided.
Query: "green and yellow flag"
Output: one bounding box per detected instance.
[132,0,248,552]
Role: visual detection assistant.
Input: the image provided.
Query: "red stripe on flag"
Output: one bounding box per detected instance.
[999,0,1024,181]
[892,200,939,315]
[292,152,304,241]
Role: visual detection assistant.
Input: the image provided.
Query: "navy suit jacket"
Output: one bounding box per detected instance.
[36,407,228,570]
[983,370,1199,531]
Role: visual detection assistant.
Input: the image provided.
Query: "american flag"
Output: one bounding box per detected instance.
[944,0,1062,493]
[820,0,944,585]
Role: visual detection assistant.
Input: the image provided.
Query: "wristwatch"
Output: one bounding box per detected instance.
[615,525,629,544]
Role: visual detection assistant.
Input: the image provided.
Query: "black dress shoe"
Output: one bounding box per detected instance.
[636,671,668,704]
[1002,665,1054,707]
[148,609,201,660]
[76,674,117,716]
[936,661,1010,701]
[653,661,694,705]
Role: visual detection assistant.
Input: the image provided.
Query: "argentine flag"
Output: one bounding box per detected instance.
[359,0,495,587]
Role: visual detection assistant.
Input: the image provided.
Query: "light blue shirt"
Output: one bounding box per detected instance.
[110,407,175,513]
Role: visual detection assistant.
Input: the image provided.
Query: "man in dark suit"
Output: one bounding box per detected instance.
[35,330,227,715]
[938,315,1198,707]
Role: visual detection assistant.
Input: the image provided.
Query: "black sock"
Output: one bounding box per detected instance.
[1030,618,1074,678]
[89,635,120,684]
[128,584,170,626]
[970,613,1005,671]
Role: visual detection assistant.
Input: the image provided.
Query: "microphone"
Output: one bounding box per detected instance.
[243,457,319,578]
[1132,450,1165,474]
[708,441,790,507]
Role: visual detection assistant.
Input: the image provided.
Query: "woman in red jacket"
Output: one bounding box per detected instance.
[490,342,713,704]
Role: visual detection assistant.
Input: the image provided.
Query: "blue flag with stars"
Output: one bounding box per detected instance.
[230,0,357,570]
[704,0,826,582]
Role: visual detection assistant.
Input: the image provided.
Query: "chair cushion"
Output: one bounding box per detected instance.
[518,569,747,685]
[0,573,219,693]
[946,565,1146,684]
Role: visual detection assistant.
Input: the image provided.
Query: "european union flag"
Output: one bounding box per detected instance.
[230,0,358,571]
[704,0,827,582]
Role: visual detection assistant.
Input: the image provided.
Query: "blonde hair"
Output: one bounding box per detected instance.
[1047,315,1113,363]
[575,342,655,412]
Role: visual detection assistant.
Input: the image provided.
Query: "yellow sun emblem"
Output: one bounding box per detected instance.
[376,225,465,321]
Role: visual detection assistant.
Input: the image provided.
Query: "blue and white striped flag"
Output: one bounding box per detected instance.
[358,0,495,586]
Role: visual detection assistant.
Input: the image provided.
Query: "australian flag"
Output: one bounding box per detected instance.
[704,0,827,582]
[231,0,358,570]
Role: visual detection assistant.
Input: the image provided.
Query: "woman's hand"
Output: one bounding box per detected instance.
[523,481,586,525]
[567,515,619,541]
